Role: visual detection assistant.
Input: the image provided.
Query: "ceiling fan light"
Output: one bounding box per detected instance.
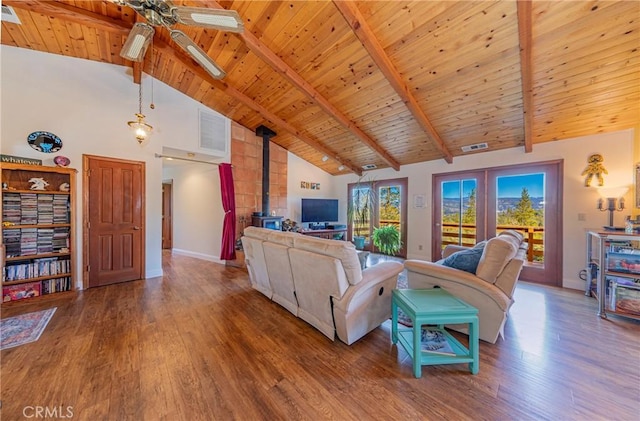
[120,23,154,62]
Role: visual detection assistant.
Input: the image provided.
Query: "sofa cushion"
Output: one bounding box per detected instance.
[244,226,272,241]
[439,242,486,274]
[267,230,297,247]
[293,235,363,285]
[475,235,519,284]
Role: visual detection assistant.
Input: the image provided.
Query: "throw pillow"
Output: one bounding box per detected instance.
[439,242,486,274]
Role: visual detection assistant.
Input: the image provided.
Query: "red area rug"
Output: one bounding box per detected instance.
[1,308,56,350]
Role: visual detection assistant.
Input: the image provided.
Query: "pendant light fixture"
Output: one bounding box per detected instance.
[127,75,153,144]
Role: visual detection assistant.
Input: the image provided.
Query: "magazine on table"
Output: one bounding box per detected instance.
[421,328,455,355]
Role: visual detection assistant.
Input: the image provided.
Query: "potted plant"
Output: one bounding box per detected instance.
[372,225,402,256]
[347,177,376,250]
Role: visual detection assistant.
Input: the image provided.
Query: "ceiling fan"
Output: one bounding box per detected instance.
[113,0,244,79]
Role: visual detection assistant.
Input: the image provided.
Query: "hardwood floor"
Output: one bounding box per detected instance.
[2,251,639,420]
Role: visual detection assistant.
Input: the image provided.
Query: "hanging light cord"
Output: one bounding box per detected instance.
[138,76,143,115]
[150,36,155,110]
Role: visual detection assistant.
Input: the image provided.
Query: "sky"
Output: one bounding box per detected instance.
[443,173,545,198]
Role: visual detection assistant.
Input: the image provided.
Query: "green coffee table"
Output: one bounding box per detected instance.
[391,288,479,378]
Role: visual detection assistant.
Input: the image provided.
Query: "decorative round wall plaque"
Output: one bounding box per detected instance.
[27,131,63,153]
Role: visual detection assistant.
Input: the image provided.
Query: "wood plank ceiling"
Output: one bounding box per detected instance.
[2,1,638,175]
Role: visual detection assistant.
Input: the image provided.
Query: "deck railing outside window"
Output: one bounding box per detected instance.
[441,223,544,263]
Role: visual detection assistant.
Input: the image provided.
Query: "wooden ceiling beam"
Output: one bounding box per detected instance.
[204,1,400,171]
[152,39,363,176]
[4,0,361,174]
[333,0,454,164]
[517,0,534,153]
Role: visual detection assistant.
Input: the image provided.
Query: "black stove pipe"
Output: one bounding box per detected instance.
[255,125,277,216]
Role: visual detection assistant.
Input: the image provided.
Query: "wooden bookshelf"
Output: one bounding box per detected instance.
[1,163,77,303]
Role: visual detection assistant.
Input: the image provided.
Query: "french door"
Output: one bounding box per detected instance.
[433,161,562,285]
[348,177,408,258]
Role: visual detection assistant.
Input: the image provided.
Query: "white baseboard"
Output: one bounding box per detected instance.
[145,268,164,279]
[171,248,225,265]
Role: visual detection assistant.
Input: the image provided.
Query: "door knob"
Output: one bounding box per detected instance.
[133,226,141,230]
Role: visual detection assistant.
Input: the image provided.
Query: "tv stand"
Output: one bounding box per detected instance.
[300,228,347,241]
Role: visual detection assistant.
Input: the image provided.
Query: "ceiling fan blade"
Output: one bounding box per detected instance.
[170,30,226,79]
[173,7,244,33]
[120,22,155,62]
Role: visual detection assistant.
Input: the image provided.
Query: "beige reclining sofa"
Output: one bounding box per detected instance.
[404,230,528,344]
[241,226,403,345]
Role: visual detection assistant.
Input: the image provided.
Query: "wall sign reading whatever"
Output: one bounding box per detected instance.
[0,155,42,165]
[300,181,320,190]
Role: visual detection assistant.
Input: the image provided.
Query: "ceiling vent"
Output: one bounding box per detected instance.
[1,5,21,24]
[461,143,488,153]
[362,164,377,170]
[199,109,229,155]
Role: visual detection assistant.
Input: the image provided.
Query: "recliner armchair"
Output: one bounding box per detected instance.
[404,230,528,344]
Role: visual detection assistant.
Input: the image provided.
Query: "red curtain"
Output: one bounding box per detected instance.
[219,163,236,260]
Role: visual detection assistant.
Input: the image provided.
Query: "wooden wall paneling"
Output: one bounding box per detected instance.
[12,10,47,52]
[64,21,89,59]
[532,1,628,38]
[1,22,23,47]
[32,14,65,55]
[534,39,640,89]
[79,26,102,62]
[355,1,452,48]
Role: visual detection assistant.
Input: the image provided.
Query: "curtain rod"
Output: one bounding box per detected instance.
[154,153,232,167]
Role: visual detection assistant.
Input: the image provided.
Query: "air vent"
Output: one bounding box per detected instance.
[199,109,229,155]
[1,5,21,24]
[362,164,377,170]
[461,143,488,153]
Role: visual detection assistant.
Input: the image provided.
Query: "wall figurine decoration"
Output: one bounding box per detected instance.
[581,153,608,187]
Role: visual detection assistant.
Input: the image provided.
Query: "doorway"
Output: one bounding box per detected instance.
[432,160,562,285]
[83,155,145,288]
[162,181,173,249]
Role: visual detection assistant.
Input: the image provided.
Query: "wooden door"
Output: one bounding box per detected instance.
[84,155,145,288]
[162,182,172,249]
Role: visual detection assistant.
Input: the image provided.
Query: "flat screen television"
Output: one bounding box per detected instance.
[301,198,339,223]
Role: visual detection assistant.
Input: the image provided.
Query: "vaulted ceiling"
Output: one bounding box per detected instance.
[2,1,638,175]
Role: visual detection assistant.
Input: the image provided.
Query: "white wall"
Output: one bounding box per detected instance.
[1,46,230,286]
[286,152,342,227]
[162,163,224,262]
[305,129,635,291]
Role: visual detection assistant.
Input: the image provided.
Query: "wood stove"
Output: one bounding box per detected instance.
[251,125,283,230]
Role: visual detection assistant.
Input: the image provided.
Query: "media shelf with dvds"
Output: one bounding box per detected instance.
[585,231,640,321]
[1,163,76,303]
